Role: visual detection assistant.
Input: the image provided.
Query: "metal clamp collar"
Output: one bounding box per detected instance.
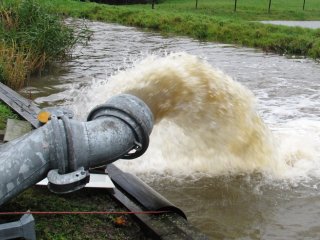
[47,167,90,194]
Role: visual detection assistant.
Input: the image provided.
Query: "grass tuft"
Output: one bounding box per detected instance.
[0,0,90,89]
[39,0,320,59]
[0,101,18,130]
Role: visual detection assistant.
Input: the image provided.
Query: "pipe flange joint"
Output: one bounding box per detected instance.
[87,94,153,159]
[50,115,68,174]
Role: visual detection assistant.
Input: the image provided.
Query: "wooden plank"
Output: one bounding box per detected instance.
[3,119,32,142]
[0,82,41,128]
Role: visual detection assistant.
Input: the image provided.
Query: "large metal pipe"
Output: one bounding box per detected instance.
[0,94,153,206]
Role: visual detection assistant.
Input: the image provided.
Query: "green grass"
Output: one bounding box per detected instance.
[39,0,320,59]
[0,0,90,89]
[0,187,147,239]
[148,0,320,21]
[0,101,18,130]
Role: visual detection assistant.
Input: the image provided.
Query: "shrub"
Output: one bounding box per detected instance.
[0,0,90,89]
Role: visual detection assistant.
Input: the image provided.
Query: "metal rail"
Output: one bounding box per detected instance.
[107,165,208,239]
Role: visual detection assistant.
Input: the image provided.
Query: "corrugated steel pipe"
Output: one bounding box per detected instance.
[0,94,153,206]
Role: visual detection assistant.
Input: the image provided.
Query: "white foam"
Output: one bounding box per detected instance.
[272,119,320,181]
[70,53,320,184]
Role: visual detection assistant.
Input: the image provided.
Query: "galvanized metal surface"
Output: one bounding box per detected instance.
[0,214,36,240]
[47,167,90,194]
[87,94,153,160]
[0,124,57,206]
[0,94,154,206]
[0,85,208,239]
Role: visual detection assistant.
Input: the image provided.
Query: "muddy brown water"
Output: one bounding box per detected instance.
[24,20,320,239]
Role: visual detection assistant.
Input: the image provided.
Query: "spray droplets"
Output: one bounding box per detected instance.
[72,52,288,177]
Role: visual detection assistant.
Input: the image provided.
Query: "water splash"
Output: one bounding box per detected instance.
[71,52,292,177]
[272,119,320,181]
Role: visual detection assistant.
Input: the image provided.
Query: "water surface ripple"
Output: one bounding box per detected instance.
[26,20,320,239]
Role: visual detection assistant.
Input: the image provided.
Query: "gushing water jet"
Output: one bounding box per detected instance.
[80,53,281,176]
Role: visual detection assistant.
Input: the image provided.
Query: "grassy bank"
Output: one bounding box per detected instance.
[0,0,90,89]
[0,187,147,239]
[41,0,320,59]
[0,0,90,131]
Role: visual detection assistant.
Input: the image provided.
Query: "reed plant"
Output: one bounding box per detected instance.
[0,0,90,89]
